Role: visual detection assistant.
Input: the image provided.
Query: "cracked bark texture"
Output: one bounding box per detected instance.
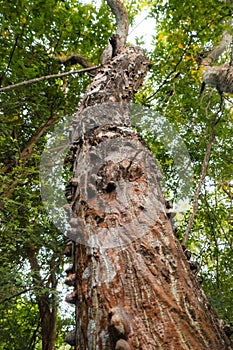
[63,44,233,350]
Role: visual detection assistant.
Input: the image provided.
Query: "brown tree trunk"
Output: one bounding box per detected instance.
[27,248,57,350]
[64,46,233,349]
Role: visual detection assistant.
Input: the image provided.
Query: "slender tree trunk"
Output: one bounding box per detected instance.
[63,46,233,349]
[27,248,57,350]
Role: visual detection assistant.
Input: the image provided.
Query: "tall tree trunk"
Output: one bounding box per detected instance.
[63,45,233,349]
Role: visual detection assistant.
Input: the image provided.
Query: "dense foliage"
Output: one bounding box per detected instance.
[0,0,232,348]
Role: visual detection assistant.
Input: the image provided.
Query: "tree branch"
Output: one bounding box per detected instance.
[0,111,63,210]
[0,287,32,303]
[201,29,233,92]
[107,0,129,49]
[20,112,61,161]
[0,21,27,86]
[182,111,223,247]
[0,65,100,92]
[202,31,232,65]
[55,54,94,68]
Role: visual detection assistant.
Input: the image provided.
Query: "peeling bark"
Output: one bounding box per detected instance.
[63,45,233,350]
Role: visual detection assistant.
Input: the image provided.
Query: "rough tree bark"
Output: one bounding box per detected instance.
[63,1,233,349]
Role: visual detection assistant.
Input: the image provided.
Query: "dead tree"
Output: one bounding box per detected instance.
[63,1,233,349]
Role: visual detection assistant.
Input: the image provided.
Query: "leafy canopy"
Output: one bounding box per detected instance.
[0,0,232,348]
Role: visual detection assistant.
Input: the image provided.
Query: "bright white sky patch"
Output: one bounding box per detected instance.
[82,0,156,49]
[128,9,156,49]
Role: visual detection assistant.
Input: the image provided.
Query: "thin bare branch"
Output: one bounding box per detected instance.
[146,36,196,102]
[0,65,100,93]
[182,110,223,247]
[0,288,32,303]
[20,113,61,161]
[0,20,27,85]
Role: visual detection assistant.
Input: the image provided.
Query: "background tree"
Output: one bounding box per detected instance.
[0,0,111,349]
[0,0,232,349]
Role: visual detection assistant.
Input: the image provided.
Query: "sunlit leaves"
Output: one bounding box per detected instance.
[0,299,40,350]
